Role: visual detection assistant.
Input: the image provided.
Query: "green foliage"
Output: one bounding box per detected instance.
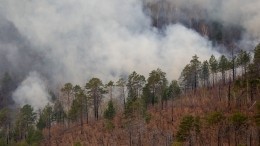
[61,83,73,94]
[26,128,43,145]
[37,104,53,130]
[0,137,5,146]
[15,140,29,146]
[254,44,260,62]
[104,100,116,120]
[61,83,73,106]
[106,81,114,87]
[218,55,228,73]
[190,55,201,87]
[144,112,151,124]
[194,116,201,134]
[206,112,224,126]
[234,79,246,88]
[142,84,154,107]
[254,43,260,76]
[172,141,183,146]
[175,116,201,143]
[237,50,251,76]
[127,71,146,100]
[124,97,145,119]
[144,68,167,106]
[13,104,36,142]
[190,55,201,69]
[179,64,193,90]
[53,100,66,123]
[15,104,36,134]
[105,120,115,131]
[74,141,82,146]
[218,55,229,83]
[20,105,36,123]
[180,55,201,90]
[200,60,210,86]
[116,78,126,87]
[209,55,218,73]
[85,78,104,91]
[85,77,105,120]
[68,99,81,121]
[168,80,181,99]
[230,112,247,128]
[237,50,250,67]
[176,115,194,142]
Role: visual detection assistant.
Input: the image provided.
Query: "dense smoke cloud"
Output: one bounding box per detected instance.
[12,72,50,110]
[3,0,252,108]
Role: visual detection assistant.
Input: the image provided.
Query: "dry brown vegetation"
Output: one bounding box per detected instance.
[42,82,259,146]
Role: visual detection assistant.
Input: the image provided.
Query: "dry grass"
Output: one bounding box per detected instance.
[42,83,259,146]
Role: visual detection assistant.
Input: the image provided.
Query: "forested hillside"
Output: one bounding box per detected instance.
[0,44,259,146]
[0,0,260,146]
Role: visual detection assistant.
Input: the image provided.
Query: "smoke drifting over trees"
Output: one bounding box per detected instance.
[0,0,259,108]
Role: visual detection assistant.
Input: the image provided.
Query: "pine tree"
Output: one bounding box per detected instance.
[176,115,194,142]
[37,104,53,130]
[106,81,114,100]
[253,44,260,77]
[61,83,73,112]
[179,64,193,92]
[168,80,181,122]
[125,71,145,118]
[127,71,145,100]
[237,50,251,78]
[116,78,127,108]
[218,55,229,84]
[209,55,218,87]
[85,78,106,121]
[200,60,210,87]
[104,100,116,120]
[14,104,36,141]
[146,68,167,108]
[190,55,201,91]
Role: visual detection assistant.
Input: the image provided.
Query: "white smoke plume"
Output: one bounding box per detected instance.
[12,71,50,110]
[4,0,257,107]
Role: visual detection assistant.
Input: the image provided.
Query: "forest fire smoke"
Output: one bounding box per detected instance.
[0,0,258,108]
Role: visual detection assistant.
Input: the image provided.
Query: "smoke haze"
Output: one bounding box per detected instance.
[0,0,259,109]
[12,71,50,110]
[146,0,260,41]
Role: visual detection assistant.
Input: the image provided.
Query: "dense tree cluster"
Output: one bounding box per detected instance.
[179,45,259,93]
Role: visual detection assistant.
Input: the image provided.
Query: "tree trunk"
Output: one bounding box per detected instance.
[194,72,197,92]
[217,126,221,146]
[161,96,163,110]
[48,112,51,144]
[232,48,235,81]
[218,85,221,102]
[228,83,231,109]
[171,97,174,123]
[81,107,83,134]
[235,130,237,146]
[213,73,215,87]
[249,128,252,146]
[129,131,132,146]
[123,87,125,109]
[86,104,89,124]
